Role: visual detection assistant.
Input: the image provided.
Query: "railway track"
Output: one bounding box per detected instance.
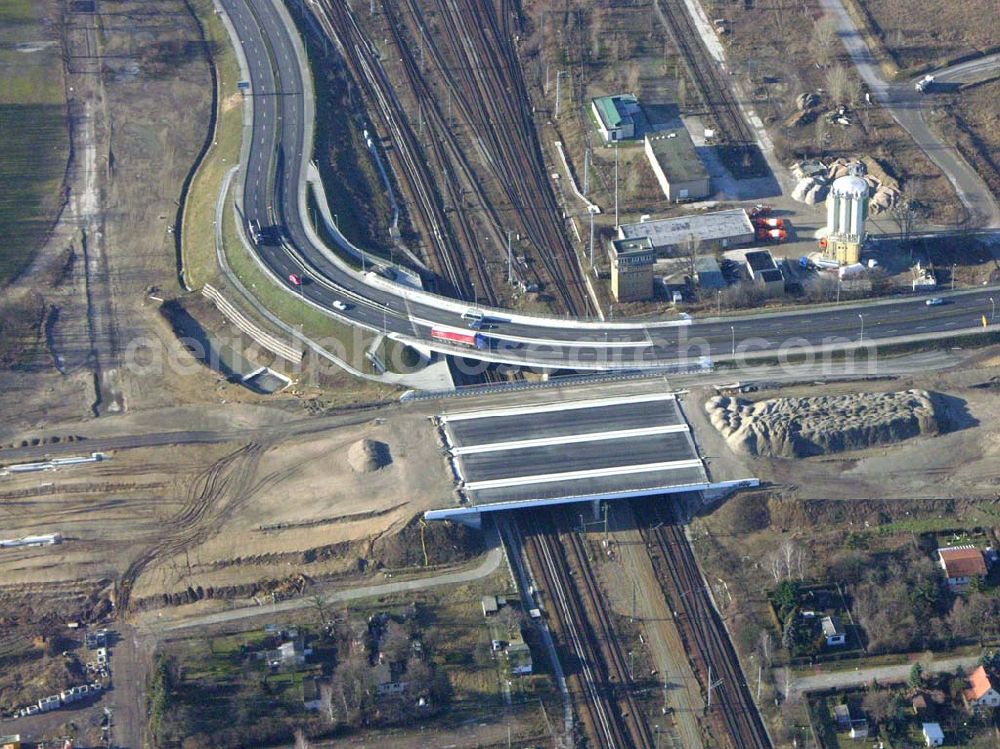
[520,510,654,748]
[310,0,485,302]
[636,501,772,749]
[313,0,589,315]
[427,0,591,314]
[653,0,767,175]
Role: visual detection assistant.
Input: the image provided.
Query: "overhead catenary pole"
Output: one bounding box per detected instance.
[589,209,595,269]
[583,148,590,195]
[507,230,513,285]
[614,141,620,229]
[556,70,562,120]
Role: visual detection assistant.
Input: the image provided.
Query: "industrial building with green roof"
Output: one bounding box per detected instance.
[591,94,642,142]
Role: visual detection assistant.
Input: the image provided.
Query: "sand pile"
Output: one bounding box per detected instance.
[705,389,938,457]
[347,439,392,473]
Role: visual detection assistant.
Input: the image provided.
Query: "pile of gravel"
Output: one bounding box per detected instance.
[347,439,392,473]
[705,389,938,457]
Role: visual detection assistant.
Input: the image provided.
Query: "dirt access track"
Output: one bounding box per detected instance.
[0,399,455,616]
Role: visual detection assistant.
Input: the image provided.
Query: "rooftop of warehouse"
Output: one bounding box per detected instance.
[610,236,655,258]
[618,208,754,248]
[645,128,709,184]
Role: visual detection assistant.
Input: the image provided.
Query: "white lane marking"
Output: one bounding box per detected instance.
[441,391,677,422]
[463,459,705,491]
[451,424,690,455]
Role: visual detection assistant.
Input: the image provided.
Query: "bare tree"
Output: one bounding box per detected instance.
[812,15,839,67]
[684,234,702,299]
[781,539,797,580]
[381,620,411,663]
[626,61,641,94]
[814,116,829,155]
[758,629,773,665]
[891,192,922,259]
[293,729,313,749]
[769,556,784,583]
[825,65,850,106]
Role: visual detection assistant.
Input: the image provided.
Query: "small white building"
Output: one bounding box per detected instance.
[506,641,533,676]
[37,695,61,713]
[303,678,323,711]
[922,722,944,747]
[591,94,642,142]
[821,616,846,647]
[848,718,869,739]
[964,665,1000,709]
[937,546,988,588]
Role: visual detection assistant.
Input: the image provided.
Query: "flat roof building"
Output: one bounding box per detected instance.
[694,256,726,290]
[591,94,642,142]
[744,250,784,296]
[645,130,710,202]
[618,209,755,258]
[608,236,655,302]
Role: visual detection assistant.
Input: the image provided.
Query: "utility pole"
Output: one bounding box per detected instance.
[614,142,620,229]
[544,63,550,94]
[589,209,595,269]
[632,580,637,621]
[554,71,566,118]
[603,502,609,544]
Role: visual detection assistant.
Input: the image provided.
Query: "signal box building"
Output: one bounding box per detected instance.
[608,237,655,302]
[591,94,642,142]
[645,130,710,202]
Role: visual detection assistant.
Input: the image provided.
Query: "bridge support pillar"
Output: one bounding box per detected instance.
[591,499,602,520]
[449,511,482,530]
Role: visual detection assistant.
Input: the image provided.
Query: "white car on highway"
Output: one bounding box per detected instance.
[332,300,348,311]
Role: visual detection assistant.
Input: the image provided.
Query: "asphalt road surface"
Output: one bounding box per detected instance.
[218,0,1000,370]
[819,0,1000,230]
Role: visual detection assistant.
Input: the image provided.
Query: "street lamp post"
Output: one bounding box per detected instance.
[731,325,735,357]
[858,313,864,342]
[990,297,996,322]
[716,290,721,316]
[952,263,957,290]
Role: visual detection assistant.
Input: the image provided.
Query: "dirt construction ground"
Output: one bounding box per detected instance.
[0,403,455,609]
[686,346,1000,503]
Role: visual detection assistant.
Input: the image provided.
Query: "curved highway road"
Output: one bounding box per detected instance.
[818,0,1000,229]
[216,0,1000,370]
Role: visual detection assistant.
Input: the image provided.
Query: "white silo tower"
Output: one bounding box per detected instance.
[823,162,869,265]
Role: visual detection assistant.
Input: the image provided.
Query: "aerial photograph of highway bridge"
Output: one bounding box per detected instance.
[2,0,1000,747]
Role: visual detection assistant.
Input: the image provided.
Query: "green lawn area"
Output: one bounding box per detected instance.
[180,0,243,289]
[219,180,378,367]
[0,0,69,286]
